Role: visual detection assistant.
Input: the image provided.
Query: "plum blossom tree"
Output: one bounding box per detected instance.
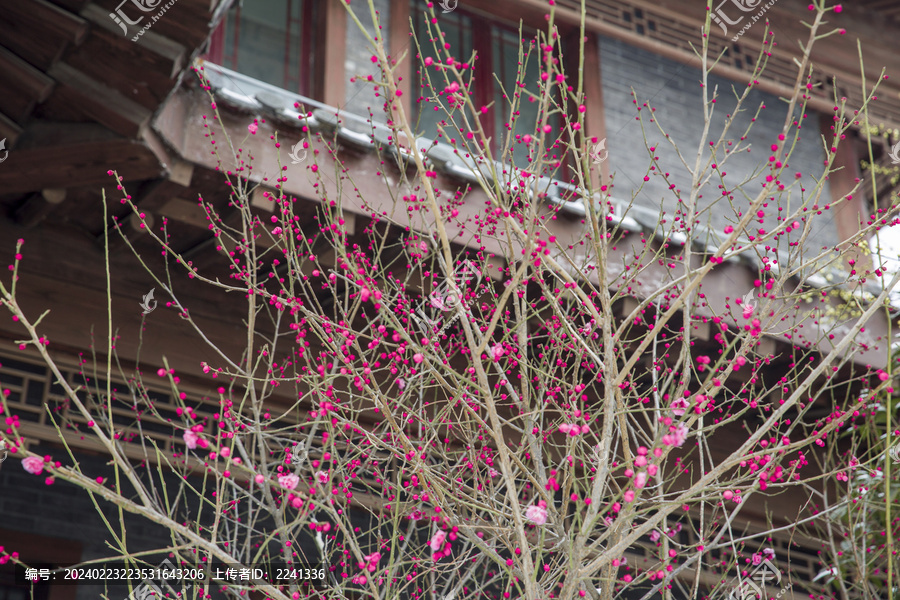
[1,0,898,599]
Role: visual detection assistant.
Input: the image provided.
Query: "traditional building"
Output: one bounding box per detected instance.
[1,1,899,599]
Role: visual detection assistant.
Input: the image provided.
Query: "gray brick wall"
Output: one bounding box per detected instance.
[0,445,177,600]
[0,445,279,599]
[598,35,838,259]
[344,0,392,122]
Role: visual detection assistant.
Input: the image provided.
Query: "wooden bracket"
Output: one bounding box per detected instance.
[14,188,67,228]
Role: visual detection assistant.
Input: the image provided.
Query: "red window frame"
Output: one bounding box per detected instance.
[206,0,321,99]
[413,4,572,171]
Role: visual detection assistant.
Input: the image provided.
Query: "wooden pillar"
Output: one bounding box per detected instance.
[582,32,608,191]
[389,0,412,119]
[821,116,869,268]
[322,0,347,107]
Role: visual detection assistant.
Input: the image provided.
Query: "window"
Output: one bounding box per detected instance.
[207,0,321,98]
[413,4,564,170]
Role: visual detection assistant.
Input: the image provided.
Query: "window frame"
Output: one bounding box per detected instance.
[412,3,574,170]
[205,0,323,100]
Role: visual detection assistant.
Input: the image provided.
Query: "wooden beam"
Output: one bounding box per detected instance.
[0,47,56,103]
[0,112,24,148]
[0,139,162,195]
[158,197,210,229]
[79,4,187,79]
[0,46,56,123]
[140,125,195,186]
[49,0,91,12]
[97,211,156,251]
[0,17,70,72]
[120,0,217,51]
[6,0,89,44]
[47,62,153,138]
[14,188,68,228]
[131,179,192,215]
[250,187,277,213]
[11,121,119,148]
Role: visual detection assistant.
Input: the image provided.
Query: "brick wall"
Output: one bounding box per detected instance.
[598,34,839,259]
[0,444,180,600]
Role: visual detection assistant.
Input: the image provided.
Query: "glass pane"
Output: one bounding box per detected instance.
[24,379,44,406]
[492,27,559,170]
[414,8,475,144]
[222,0,308,93]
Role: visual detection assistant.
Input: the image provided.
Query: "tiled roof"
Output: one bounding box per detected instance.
[201,61,900,314]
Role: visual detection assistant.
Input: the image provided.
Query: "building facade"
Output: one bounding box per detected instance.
[1,0,900,598]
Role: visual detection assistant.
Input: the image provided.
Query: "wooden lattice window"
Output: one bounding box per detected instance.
[0,350,219,459]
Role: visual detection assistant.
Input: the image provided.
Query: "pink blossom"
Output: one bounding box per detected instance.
[248,123,258,135]
[662,424,689,447]
[396,378,406,390]
[559,423,589,436]
[315,470,328,483]
[428,291,450,311]
[525,500,548,525]
[278,474,299,490]
[673,424,689,447]
[649,530,661,542]
[254,474,265,485]
[183,431,199,450]
[363,552,381,572]
[670,397,688,416]
[741,291,756,319]
[490,344,505,361]
[22,456,44,475]
[429,530,446,551]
